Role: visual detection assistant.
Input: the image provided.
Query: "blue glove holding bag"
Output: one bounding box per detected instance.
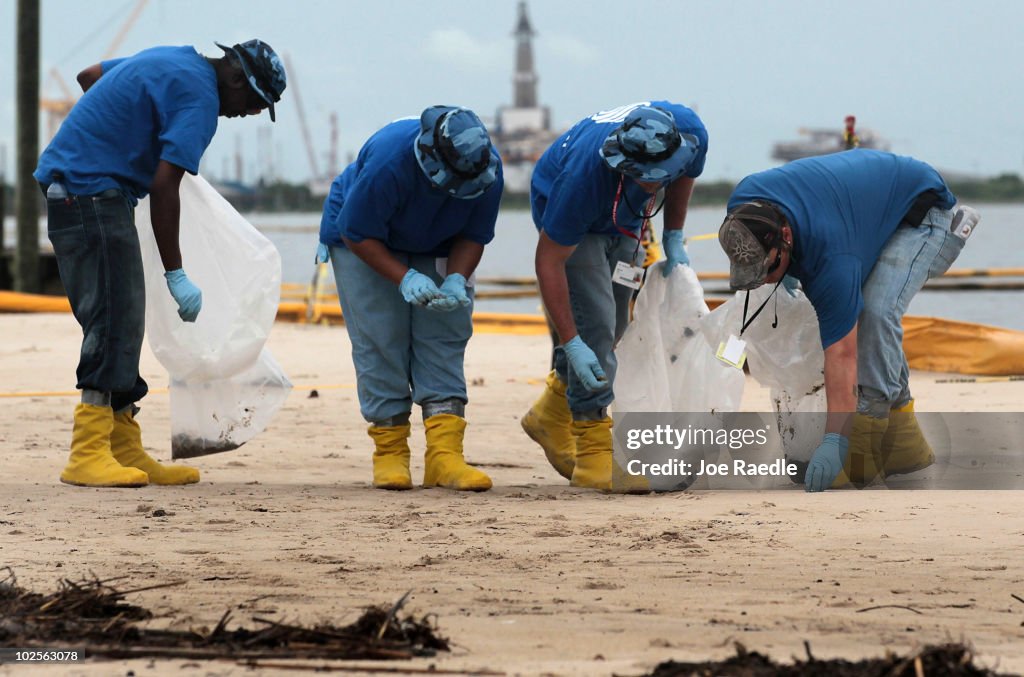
[661,229,690,277]
[164,268,202,322]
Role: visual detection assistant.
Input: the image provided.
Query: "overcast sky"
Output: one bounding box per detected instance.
[2,0,1023,184]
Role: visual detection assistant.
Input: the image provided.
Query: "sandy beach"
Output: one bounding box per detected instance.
[1,312,1023,676]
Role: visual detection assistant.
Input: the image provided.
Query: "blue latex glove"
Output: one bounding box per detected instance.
[782,274,799,297]
[400,269,444,306]
[805,433,850,492]
[661,229,690,276]
[315,242,330,264]
[563,335,608,391]
[164,268,202,322]
[428,273,471,312]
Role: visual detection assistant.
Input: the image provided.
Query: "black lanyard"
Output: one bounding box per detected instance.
[739,279,783,336]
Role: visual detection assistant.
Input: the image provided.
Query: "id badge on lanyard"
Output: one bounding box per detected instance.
[714,281,783,370]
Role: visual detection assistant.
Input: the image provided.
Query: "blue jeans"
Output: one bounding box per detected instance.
[857,207,965,417]
[329,246,474,423]
[553,234,643,418]
[46,189,148,411]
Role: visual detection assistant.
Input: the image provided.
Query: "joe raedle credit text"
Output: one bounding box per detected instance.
[620,420,798,479]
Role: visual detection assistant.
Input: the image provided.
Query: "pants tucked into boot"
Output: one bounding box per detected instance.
[61,403,149,488]
[880,399,934,476]
[521,370,575,480]
[832,400,934,489]
[368,423,412,490]
[832,414,888,489]
[111,409,200,485]
[423,414,491,491]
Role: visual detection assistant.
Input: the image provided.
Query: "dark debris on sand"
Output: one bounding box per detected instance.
[645,641,1011,677]
[0,568,448,662]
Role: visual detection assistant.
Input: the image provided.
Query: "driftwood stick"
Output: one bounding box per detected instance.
[251,616,362,642]
[239,662,505,675]
[116,580,188,596]
[856,604,924,615]
[81,645,416,661]
[379,591,413,640]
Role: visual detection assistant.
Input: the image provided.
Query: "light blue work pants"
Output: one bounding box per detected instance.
[857,207,966,417]
[329,246,473,423]
[552,234,643,418]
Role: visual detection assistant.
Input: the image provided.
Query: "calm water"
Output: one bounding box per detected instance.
[247,204,1024,330]
[6,203,1023,329]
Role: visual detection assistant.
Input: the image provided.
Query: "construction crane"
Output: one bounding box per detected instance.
[282,53,320,182]
[39,69,76,140]
[40,0,148,139]
[102,0,148,60]
[282,53,338,197]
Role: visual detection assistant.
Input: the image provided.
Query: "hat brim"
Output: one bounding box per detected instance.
[720,216,772,290]
[414,106,498,200]
[729,262,768,291]
[216,41,277,122]
[600,132,698,183]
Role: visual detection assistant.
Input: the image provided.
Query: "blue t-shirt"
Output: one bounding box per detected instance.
[531,100,708,246]
[35,46,219,205]
[729,149,956,348]
[319,118,503,257]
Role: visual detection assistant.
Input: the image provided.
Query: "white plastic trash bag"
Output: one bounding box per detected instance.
[169,349,290,458]
[614,264,745,414]
[138,175,282,381]
[700,285,825,465]
[136,174,292,458]
[614,264,746,491]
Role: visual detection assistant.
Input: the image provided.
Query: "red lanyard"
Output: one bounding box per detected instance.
[611,176,659,246]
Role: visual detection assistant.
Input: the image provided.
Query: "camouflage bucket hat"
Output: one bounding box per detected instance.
[415,106,499,199]
[216,39,287,122]
[718,202,787,290]
[600,106,696,183]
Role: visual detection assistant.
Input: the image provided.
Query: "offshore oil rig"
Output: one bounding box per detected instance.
[490,2,561,195]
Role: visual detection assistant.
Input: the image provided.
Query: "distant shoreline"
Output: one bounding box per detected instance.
[4,174,1023,217]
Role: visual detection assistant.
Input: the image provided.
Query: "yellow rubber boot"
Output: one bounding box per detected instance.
[423,414,492,492]
[611,457,651,494]
[569,418,613,491]
[831,413,888,488]
[111,409,199,485]
[61,404,149,488]
[368,423,412,490]
[880,399,934,476]
[520,370,576,480]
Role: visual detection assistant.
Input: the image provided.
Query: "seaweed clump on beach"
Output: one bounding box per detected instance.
[646,641,1009,677]
[0,568,447,662]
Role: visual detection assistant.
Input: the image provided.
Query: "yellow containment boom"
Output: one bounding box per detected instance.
[902,316,1024,376]
[5,290,1024,376]
[0,291,71,313]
